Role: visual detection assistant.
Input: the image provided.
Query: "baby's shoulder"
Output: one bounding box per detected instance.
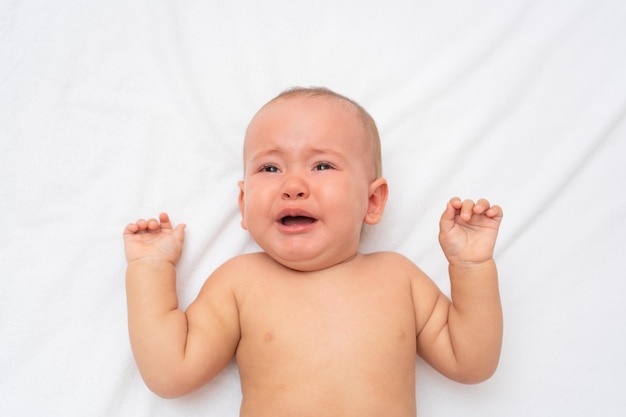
[198,253,275,297]
[210,252,283,281]
[361,251,418,268]
[360,251,430,280]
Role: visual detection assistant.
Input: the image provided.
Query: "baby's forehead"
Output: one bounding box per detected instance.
[247,95,363,138]
[243,92,380,178]
[260,93,358,118]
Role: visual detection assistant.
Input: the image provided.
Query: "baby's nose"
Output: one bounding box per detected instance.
[281,176,309,199]
[283,191,306,199]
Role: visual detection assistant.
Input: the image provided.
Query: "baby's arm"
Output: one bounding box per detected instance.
[416,198,503,383]
[124,213,240,398]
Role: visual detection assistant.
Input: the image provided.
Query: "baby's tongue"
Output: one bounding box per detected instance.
[283,216,315,226]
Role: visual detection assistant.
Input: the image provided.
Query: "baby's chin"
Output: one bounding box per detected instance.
[266,250,360,273]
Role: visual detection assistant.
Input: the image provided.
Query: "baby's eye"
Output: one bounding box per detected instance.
[259,164,280,173]
[314,162,334,171]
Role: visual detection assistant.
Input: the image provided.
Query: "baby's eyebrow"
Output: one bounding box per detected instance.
[246,148,285,165]
[247,146,344,162]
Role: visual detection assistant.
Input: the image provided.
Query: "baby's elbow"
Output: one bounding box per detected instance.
[451,361,499,385]
[456,368,496,385]
[141,372,195,399]
[147,381,192,399]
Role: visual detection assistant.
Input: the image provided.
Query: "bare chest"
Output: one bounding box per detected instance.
[236,271,417,381]
[233,272,417,416]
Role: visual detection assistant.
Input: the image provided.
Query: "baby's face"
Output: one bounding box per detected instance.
[239,95,377,271]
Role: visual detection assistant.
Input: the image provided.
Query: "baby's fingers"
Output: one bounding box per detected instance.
[485,204,504,219]
[472,198,491,215]
[448,197,503,222]
[123,213,185,239]
[158,212,173,230]
[124,223,140,235]
[469,199,504,222]
[440,196,469,225]
[124,217,161,235]
[460,199,478,221]
[147,218,161,231]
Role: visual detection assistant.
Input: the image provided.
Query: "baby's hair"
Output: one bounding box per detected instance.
[269,87,383,179]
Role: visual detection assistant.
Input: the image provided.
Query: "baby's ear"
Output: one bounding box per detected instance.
[238,181,248,230]
[364,178,388,225]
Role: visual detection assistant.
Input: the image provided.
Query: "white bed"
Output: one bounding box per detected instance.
[2,0,625,415]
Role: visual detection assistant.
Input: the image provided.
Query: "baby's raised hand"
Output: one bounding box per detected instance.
[438,197,503,265]
[123,213,186,265]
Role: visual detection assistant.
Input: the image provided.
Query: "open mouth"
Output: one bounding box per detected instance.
[281,215,317,226]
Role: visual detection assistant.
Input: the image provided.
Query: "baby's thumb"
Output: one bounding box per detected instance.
[173,223,186,242]
[439,201,457,233]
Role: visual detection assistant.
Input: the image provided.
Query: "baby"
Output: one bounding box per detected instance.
[123,87,503,417]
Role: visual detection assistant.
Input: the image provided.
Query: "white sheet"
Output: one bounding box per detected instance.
[2,0,625,415]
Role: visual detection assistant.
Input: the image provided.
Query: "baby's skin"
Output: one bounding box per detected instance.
[124,91,503,416]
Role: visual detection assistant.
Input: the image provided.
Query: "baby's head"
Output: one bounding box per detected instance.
[238,87,388,271]
[244,87,383,181]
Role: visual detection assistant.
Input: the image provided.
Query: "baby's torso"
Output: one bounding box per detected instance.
[231,252,419,417]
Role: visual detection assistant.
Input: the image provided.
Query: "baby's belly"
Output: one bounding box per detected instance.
[238,361,417,417]
[239,381,416,417]
[236,323,417,417]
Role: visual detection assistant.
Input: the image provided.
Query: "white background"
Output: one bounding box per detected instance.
[1,0,625,415]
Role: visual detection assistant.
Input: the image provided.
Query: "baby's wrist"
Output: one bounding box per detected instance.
[127,257,177,269]
[448,258,495,271]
